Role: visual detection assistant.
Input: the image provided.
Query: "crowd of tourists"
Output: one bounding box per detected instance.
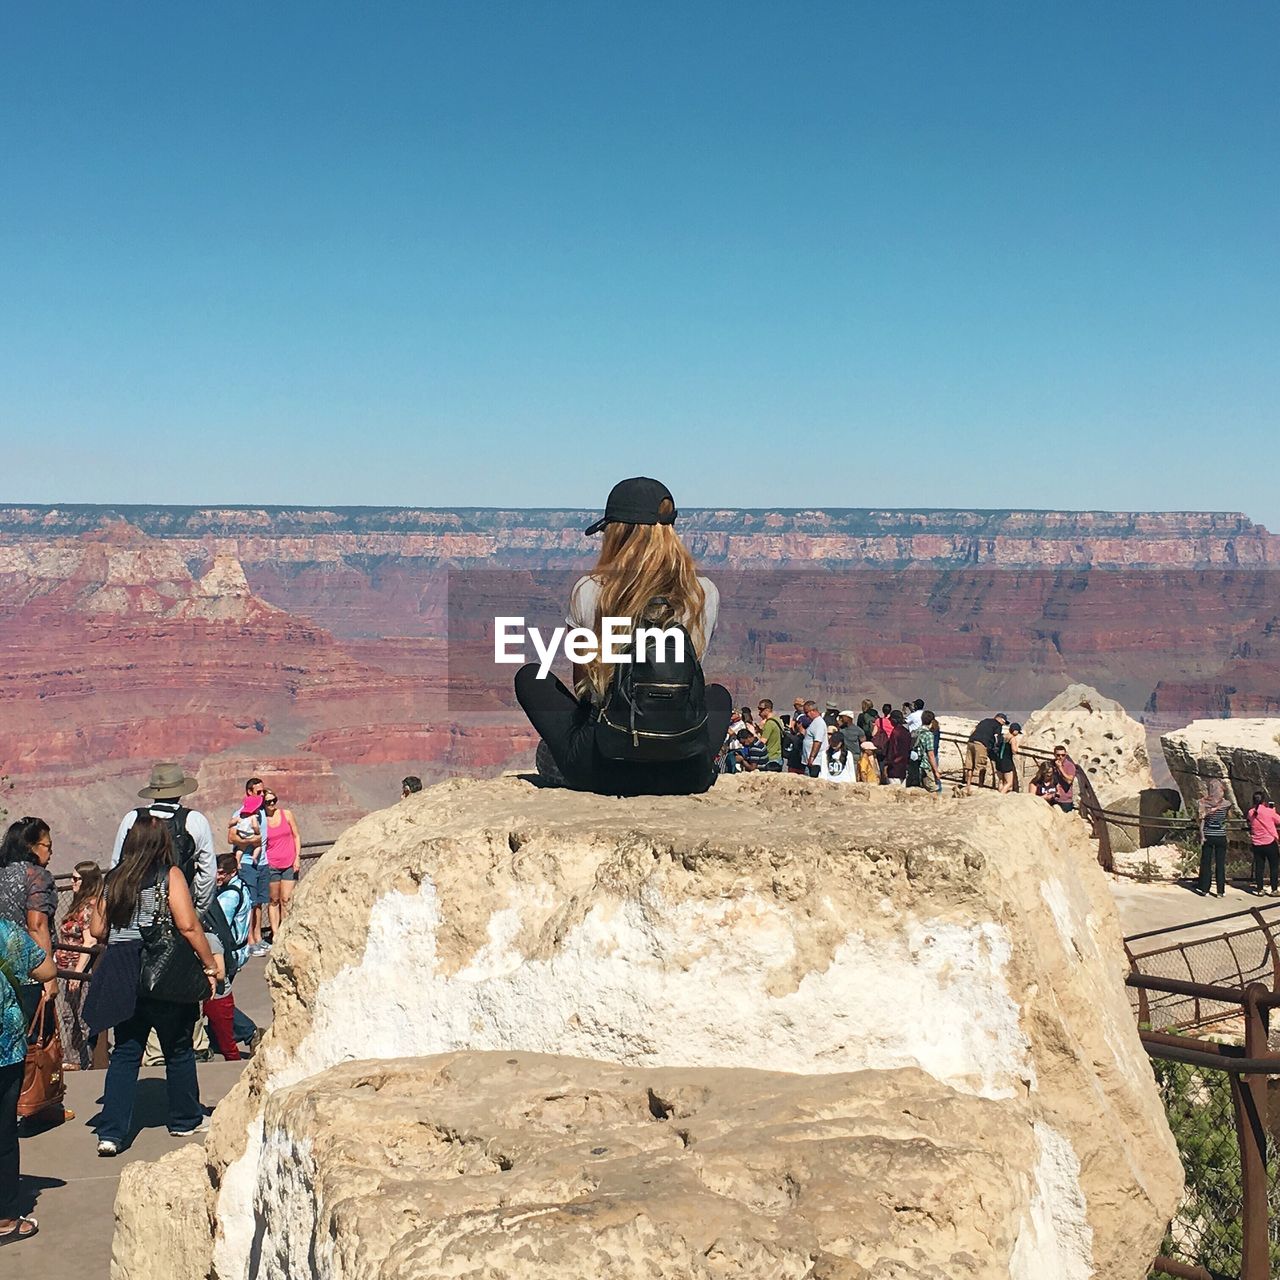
[716,697,1080,807]
[0,763,304,1243]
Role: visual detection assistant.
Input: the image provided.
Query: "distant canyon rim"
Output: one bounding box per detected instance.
[1,503,1278,869]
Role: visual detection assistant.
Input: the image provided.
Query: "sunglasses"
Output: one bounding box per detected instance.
[265,798,278,805]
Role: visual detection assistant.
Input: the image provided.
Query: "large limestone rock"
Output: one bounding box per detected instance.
[1161,717,1280,814]
[113,1145,210,1280]
[1021,683,1154,807]
[252,1053,1090,1280]
[113,775,1180,1280]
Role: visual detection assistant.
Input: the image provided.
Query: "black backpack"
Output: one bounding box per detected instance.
[138,806,198,889]
[594,598,709,763]
[200,895,240,983]
[781,728,805,770]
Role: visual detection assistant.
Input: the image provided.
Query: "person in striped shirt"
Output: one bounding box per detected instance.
[734,727,769,772]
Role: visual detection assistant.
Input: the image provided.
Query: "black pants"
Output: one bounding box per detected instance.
[515,665,732,797]
[1199,834,1228,894]
[1253,842,1279,893]
[0,1060,22,1219]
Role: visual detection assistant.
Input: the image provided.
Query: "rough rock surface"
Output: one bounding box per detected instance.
[1021,684,1154,807]
[252,1053,1086,1280]
[112,1144,210,1280]
[113,774,1181,1280]
[1161,718,1280,814]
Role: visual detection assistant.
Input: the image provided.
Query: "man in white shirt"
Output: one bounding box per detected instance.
[110,762,216,911]
[801,700,829,778]
[906,699,925,734]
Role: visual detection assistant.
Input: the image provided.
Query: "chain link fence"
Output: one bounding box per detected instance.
[1149,1057,1280,1279]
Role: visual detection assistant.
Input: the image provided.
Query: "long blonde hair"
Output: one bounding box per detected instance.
[579,497,707,698]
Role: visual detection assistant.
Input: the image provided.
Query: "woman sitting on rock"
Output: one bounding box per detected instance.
[515,477,731,796]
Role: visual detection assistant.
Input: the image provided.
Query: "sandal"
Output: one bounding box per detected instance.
[0,1216,38,1244]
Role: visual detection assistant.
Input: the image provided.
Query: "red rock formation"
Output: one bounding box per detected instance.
[2,506,1277,869]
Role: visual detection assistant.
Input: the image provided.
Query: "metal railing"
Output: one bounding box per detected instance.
[1125,903,1280,1279]
[1129,974,1280,1280]
[1127,905,1280,1034]
[936,731,1115,871]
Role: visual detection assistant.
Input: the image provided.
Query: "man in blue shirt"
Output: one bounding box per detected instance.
[735,727,770,772]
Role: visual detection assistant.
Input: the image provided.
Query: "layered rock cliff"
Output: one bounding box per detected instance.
[2,504,1274,567]
[113,775,1181,1280]
[2,504,1278,867]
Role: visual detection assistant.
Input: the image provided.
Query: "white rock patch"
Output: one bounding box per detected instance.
[291,879,1029,1095]
[214,878,1031,1280]
[1010,1121,1095,1280]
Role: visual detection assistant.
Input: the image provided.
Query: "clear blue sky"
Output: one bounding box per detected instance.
[2,4,1277,521]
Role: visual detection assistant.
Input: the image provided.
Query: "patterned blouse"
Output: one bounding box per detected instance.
[57,902,93,971]
[0,919,44,1067]
[0,861,58,931]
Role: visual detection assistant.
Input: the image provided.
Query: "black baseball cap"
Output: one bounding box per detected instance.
[584,477,678,536]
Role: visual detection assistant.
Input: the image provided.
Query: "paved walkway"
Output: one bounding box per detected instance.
[11,955,272,1276]
[1111,875,1280,945]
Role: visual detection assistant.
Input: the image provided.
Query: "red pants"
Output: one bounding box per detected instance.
[203,994,241,1061]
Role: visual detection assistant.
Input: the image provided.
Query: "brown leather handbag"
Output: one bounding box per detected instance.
[17,992,66,1126]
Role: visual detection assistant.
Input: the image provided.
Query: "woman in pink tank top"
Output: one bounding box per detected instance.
[1247,791,1280,896]
[262,792,302,938]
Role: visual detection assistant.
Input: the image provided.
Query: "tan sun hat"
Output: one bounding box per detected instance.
[138,761,198,800]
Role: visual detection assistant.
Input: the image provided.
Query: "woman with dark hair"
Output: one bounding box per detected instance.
[89,815,217,1156]
[821,731,855,784]
[514,477,732,796]
[883,710,913,787]
[56,862,104,1069]
[1246,791,1280,897]
[0,914,57,1244]
[0,818,58,1015]
[994,723,1022,794]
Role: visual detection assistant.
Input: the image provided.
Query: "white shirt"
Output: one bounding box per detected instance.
[231,808,266,863]
[111,802,216,911]
[820,746,856,784]
[906,710,924,733]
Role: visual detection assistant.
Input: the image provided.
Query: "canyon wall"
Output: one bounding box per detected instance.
[1,505,1277,867]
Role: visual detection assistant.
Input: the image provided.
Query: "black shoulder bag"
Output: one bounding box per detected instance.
[138,874,208,1004]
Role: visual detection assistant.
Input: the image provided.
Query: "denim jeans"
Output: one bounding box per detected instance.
[232,1005,258,1043]
[98,996,202,1144]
